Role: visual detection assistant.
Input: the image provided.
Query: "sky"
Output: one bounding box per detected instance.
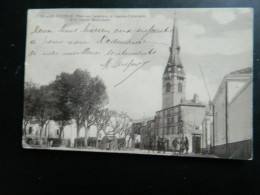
[25,8,253,120]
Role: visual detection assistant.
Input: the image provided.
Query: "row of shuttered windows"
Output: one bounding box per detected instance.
[158,126,181,136]
[157,116,181,127]
[157,107,181,118]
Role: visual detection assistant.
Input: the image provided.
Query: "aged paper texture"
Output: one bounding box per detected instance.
[23,8,253,160]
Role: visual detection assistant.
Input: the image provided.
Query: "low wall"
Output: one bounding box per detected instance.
[51,138,71,147]
[74,137,86,147]
[213,139,252,160]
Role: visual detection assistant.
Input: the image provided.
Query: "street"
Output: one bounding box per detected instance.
[23,144,218,158]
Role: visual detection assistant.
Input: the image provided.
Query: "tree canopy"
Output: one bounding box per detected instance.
[23,68,109,142]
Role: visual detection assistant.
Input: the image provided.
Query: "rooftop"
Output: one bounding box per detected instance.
[133,117,155,124]
[230,67,252,75]
[212,67,252,104]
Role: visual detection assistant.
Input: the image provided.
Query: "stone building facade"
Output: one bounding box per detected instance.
[155,17,206,153]
[132,117,155,149]
[156,96,205,153]
[201,106,214,153]
[132,17,207,153]
[140,119,156,150]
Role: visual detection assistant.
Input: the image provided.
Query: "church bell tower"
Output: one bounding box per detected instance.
[162,16,186,109]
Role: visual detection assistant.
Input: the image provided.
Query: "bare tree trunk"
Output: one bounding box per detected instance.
[96,128,100,148]
[44,121,50,137]
[23,121,28,140]
[39,125,44,146]
[58,126,64,147]
[122,136,127,150]
[59,126,64,139]
[84,126,90,148]
[23,118,32,141]
[76,124,80,138]
[75,124,81,147]
[127,136,131,149]
[132,136,135,150]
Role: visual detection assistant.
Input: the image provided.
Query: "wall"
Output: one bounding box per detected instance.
[212,78,253,159]
[162,75,186,109]
[182,106,206,131]
[155,104,205,153]
[156,106,180,137]
[181,105,206,153]
[201,112,213,152]
[213,140,252,160]
[228,81,252,143]
[213,85,226,146]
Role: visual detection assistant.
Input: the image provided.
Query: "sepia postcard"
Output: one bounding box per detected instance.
[23,8,253,160]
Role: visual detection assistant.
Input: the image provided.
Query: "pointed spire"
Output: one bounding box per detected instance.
[167,12,182,68]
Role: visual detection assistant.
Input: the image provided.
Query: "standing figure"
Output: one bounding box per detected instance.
[152,137,156,153]
[148,137,154,153]
[179,137,185,154]
[157,137,161,153]
[172,138,179,154]
[184,136,189,154]
[161,138,166,153]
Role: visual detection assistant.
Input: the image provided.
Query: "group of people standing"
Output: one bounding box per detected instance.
[147,136,165,153]
[172,137,189,154]
[147,136,189,154]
